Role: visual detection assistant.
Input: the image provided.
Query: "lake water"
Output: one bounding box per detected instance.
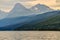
[0,31,60,40]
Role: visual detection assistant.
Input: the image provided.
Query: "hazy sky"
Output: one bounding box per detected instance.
[0,0,60,12]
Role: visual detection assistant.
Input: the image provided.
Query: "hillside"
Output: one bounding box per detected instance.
[15,10,60,30]
[0,10,60,30]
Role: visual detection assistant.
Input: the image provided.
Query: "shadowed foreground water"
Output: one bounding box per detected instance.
[0,31,60,40]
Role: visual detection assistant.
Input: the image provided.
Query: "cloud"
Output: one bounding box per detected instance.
[52,4,60,7]
[17,0,36,2]
[0,0,58,11]
[56,0,60,3]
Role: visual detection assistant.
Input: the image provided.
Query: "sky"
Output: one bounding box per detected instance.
[0,0,60,12]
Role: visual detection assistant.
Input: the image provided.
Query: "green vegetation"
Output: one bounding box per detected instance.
[15,13,60,31]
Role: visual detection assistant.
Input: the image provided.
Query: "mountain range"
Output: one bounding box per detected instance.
[0,3,60,30]
[7,3,35,18]
[0,10,60,30]
[0,3,54,18]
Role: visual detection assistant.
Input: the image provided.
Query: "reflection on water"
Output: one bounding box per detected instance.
[0,31,60,40]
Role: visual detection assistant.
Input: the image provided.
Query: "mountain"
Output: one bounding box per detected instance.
[0,10,8,19]
[7,3,34,18]
[0,16,33,30]
[0,10,59,30]
[14,10,60,30]
[30,4,53,13]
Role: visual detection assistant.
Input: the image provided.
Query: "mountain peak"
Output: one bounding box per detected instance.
[14,3,25,9]
[15,3,24,7]
[14,3,27,9]
[35,4,50,8]
[30,4,53,13]
[36,4,44,6]
[8,3,34,18]
[10,3,27,12]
